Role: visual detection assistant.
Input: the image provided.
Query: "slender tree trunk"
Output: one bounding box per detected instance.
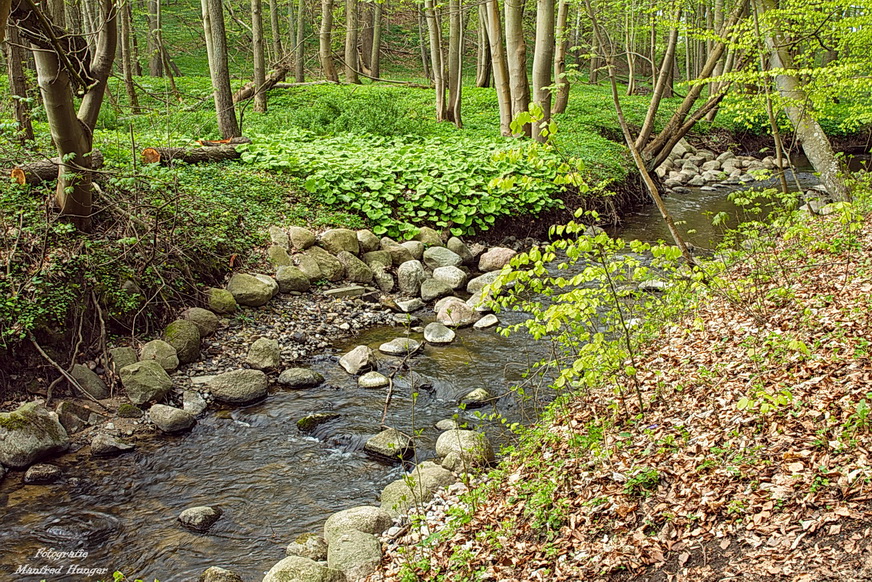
[635,16,679,149]
[5,26,35,143]
[130,2,143,76]
[205,0,241,137]
[504,0,529,129]
[475,4,492,87]
[418,7,430,80]
[147,0,163,75]
[360,2,373,70]
[447,0,462,127]
[485,0,512,135]
[531,0,555,141]
[370,0,382,78]
[295,0,305,81]
[269,0,283,64]
[320,0,338,81]
[119,0,140,112]
[252,0,267,112]
[552,0,569,114]
[344,0,360,82]
[424,0,446,120]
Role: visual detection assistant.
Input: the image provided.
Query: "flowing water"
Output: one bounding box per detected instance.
[0,164,831,582]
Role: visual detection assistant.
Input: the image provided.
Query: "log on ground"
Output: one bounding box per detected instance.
[141,139,251,166]
[10,151,104,185]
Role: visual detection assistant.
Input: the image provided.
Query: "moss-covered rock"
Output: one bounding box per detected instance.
[0,402,70,468]
[162,319,201,364]
[207,287,237,314]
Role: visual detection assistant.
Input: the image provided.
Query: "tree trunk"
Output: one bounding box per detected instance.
[360,2,373,70]
[205,0,241,137]
[552,0,569,114]
[233,59,294,102]
[424,0,446,120]
[295,0,305,81]
[531,0,555,142]
[320,0,338,81]
[5,25,35,143]
[475,4,491,87]
[418,7,430,80]
[504,0,529,130]
[755,0,850,201]
[252,0,268,112]
[147,0,163,76]
[119,0,140,112]
[268,0,282,64]
[447,0,462,127]
[635,16,679,149]
[11,151,104,184]
[370,0,382,78]
[485,0,511,135]
[142,141,250,165]
[344,0,360,82]
[130,2,143,76]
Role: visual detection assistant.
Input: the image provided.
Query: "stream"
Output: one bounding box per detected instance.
[0,162,828,582]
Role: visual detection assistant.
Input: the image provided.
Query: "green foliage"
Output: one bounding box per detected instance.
[624,468,661,497]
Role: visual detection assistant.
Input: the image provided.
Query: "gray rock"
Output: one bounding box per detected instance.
[199,566,244,582]
[432,266,466,290]
[288,226,316,250]
[183,390,208,416]
[716,151,735,162]
[361,250,393,270]
[286,533,328,561]
[380,462,457,517]
[319,228,359,255]
[336,251,374,284]
[466,290,492,313]
[262,556,343,582]
[149,404,196,433]
[207,369,268,404]
[358,371,389,388]
[278,368,324,388]
[207,288,237,315]
[447,237,473,265]
[0,403,69,468]
[181,307,220,337]
[379,338,421,356]
[297,413,340,432]
[24,463,61,484]
[466,271,500,294]
[246,338,281,370]
[701,160,721,172]
[380,237,415,266]
[140,339,179,372]
[473,314,499,329]
[179,506,222,532]
[327,531,382,580]
[436,297,481,328]
[293,253,322,281]
[91,433,135,456]
[120,360,173,405]
[109,346,138,373]
[357,229,380,253]
[364,428,413,460]
[268,226,290,249]
[639,279,670,292]
[400,240,425,260]
[70,364,109,399]
[56,401,93,434]
[397,260,426,297]
[275,266,311,293]
[163,319,201,364]
[227,274,276,307]
[688,175,705,187]
[460,387,495,407]
[396,298,423,313]
[440,451,466,472]
[267,244,293,267]
[339,345,377,374]
[413,226,443,246]
[324,505,393,544]
[434,296,460,313]
[435,419,459,431]
[435,429,494,466]
[323,285,367,299]
[424,322,455,344]
[372,267,395,293]
[478,247,517,272]
[423,246,462,269]
[303,247,345,281]
[420,278,453,302]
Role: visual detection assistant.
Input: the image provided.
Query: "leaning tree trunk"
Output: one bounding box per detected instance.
[320,0,339,81]
[205,0,241,137]
[504,0,529,132]
[344,0,360,82]
[552,0,569,114]
[252,0,268,112]
[475,4,492,87]
[485,0,512,135]
[295,0,306,81]
[5,25,35,143]
[370,0,382,78]
[531,0,555,142]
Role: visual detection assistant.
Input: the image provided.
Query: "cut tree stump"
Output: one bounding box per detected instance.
[10,151,104,185]
[141,138,252,166]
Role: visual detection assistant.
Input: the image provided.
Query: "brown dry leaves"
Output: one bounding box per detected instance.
[372,212,872,582]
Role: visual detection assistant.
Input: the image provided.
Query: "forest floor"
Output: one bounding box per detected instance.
[367,183,872,581]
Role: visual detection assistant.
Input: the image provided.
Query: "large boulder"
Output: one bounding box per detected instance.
[397,260,426,297]
[293,253,322,281]
[423,246,462,269]
[319,228,359,255]
[181,307,220,337]
[323,505,393,544]
[277,368,324,389]
[473,314,499,329]
[364,428,414,460]
[0,402,70,468]
[268,226,290,249]
[378,338,421,356]
[413,226,443,246]
[108,346,138,373]
[206,288,237,315]
[424,322,455,344]
[336,251,374,284]
[380,237,415,266]
[478,247,517,272]
[163,319,201,364]
[275,266,311,293]
[70,364,109,399]
[400,240,425,261]
[357,229,380,253]
[140,339,179,372]
[267,244,293,267]
[380,462,456,517]
[432,266,466,290]
[245,338,281,370]
[227,274,277,307]
[420,278,453,302]
[120,360,173,405]
[286,533,328,561]
[287,226,316,250]
[179,506,222,532]
[361,250,392,270]
[303,247,345,281]
[358,371,389,388]
[436,297,481,328]
[327,531,382,581]
[447,237,473,265]
[339,346,377,375]
[466,271,501,294]
[200,566,244,582]
[435,429,494,467]
[207,370,268,404]
[91,433,135,456]
[24,463,62,484]
[149,404,196,433]
[372,267,395,293]
[56,401,94,434]
[262,556,344,582]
